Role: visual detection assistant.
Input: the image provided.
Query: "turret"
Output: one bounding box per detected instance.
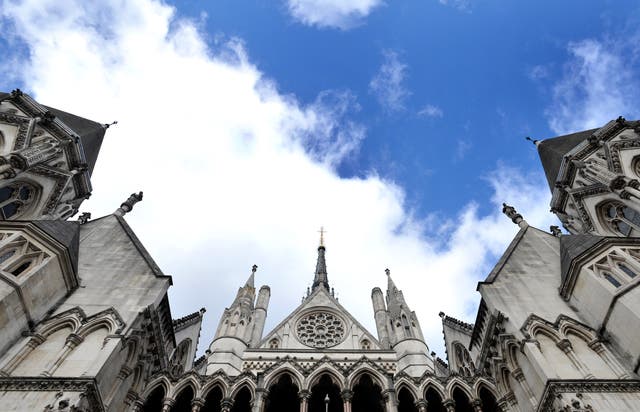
[250,285,270,347]
[383,269,433,377]
[371,286,390,349]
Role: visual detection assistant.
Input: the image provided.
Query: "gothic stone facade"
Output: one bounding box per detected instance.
[0,91,638,412]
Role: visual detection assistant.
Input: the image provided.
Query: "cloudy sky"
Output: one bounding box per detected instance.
[2,0,640,357]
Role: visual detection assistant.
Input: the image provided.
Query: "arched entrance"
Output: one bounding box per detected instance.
[452,387,473,412]
[265,374,299,412]
[202,386,223,412]
[309,374,343,412]
[351,374,384,412]
[424,387,445,412]
[479,386,499,412]
[398,387,418,412]
[142,385,165,412]
[231,387,252,412]
[171,385,195,412]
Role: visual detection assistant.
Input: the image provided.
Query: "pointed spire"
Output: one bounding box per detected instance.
[245,264,257,288]
[312,227,329,292]
[386,268,397,293]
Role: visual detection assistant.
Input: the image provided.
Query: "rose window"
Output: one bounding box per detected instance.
[296,312,346,348]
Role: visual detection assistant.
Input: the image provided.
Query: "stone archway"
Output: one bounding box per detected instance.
[309,374,343,412]
[424,387,445,412]
[398,387,418,412]
[231,387,252,412]
[478,387,499,412]
[452,387,473,412]
[171,385,195,412]
[202,386,223,412]
[265,374,299,412]
[351,374,384,412]
[142,385,165,412]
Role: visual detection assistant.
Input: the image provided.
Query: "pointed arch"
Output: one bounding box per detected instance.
[420,379,446,400]
[306,365,345,390]
[229,379,255,400]
[38,313,82,337]
[263,364,304,390]
[200,378,229,400]
[140,375,171,400]
[444,377,474,400]
[473,378,498,399]
[169,375,200,399]
[346,366,386,391]
[395,378,419,400]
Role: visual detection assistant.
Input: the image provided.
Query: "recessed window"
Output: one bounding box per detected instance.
[603,272,622,288]
[0,249,15,265]
[618,263,637,279]
[11,261,31,276]
[0,183,36,220]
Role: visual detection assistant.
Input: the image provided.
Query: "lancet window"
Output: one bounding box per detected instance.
[0,182,36,220]
[453,342,475,377]
[587,247,640,290]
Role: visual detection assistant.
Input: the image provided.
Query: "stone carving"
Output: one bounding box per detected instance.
[295,312,346,348]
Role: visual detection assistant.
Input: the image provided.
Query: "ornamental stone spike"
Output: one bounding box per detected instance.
[114,191,143,217]
[502,203,528,229]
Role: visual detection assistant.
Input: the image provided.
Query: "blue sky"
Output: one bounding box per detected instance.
[1,0,640,355]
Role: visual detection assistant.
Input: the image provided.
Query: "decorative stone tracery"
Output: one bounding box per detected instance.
[296,312,346,348]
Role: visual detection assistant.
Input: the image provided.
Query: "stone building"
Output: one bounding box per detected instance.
[0,90,638,411]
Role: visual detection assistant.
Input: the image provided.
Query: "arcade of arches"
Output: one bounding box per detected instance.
[139,373,500,412]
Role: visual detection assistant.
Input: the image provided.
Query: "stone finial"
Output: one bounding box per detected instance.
[252,264,258,273]
[502,203,528,228]
[550,225,562,237]
[385,268,390,276]
[78,212,91,225]
[439,311,445,318]
[525,136,540,146]
[103,121,118,129]
[114,191,143,217]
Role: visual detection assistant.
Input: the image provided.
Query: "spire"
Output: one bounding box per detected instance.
[245,264,257,288]
[385,268,407,316]
[386,268,397,293]
[312,227,329,292]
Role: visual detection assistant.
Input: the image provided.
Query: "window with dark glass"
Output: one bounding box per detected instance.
[618,263,637,278]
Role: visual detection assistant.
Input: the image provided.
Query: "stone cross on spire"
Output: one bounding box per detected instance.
[312,227,329,292]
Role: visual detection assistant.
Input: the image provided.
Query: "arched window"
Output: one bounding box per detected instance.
[361,339,371,350]
[10,260,31,276]
[401,315,413,338]
[269,338,279,349]
[600,201,640,236]
[0,234,48,278]
[0,182,36,220]
[618,263,637,279]
[603,272,622,288]
[0,249,16,264]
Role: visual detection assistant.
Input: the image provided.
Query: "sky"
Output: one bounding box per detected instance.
[1,0,640,357]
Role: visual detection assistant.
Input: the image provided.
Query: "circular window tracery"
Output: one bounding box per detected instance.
[295,311,346,348]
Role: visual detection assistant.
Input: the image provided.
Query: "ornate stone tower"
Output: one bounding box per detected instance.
[0,90,105,220]
[537,117,640,236]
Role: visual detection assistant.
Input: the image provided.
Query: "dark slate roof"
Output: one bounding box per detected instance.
[559,234,605,284]
[44,106,105,176]
[538,128,597,191]
[33,220,80,274]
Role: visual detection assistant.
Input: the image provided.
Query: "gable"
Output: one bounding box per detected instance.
[259,287,381,351]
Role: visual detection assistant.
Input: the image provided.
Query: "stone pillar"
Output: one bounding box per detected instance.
[254,388,268,412]
[382,389,398,412]
[472,398,483,412]
[191,398,205,412]
[130,399,144,412]
[221,397,234,412]
[0,334,45,375]
[298,390,310,412]
[161,398,175,412]
[105,365,133,405]
[512,368,537,408]
[556,339,593,379]
[443,399,456,412]
[42,333,83,376]
[414,399,427,412]
[589,340,631,379]
[341,389,353,412]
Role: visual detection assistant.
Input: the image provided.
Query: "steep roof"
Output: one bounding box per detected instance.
[559,234,605,284]
[537,128,597,191]
[44,106,105,176]
[33,220,80,274]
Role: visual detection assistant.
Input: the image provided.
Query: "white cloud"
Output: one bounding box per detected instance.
[1,0,556,356]
[418,104,443,118]
[439,0,471,13]
[547,38,640,135]
[287,0,382,30]
[369,50,410,113]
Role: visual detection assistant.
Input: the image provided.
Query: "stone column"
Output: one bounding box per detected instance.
[472,398,483,412]
[414,399,427,412]
[42,333,83,376]
[130,399,144,412]
[105,365,133,405]
[221,397,234,412]
[382,389,398,412]
[443,399,456,412]
[298,390,311,412]
[191,398,205,412]
[254,388,268,412]
[0,334,45,375]
[341,389,353,412]
[511,368,537,408]
[161,398,175,412]
[556,339,593,379]
[589,340,631,379]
